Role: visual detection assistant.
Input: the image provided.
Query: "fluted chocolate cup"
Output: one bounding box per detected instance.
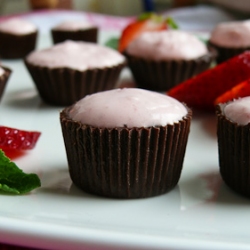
[24,60,126,106]
[51,27,98,44]
[60,106,192,199]
[0,31,37,59]
[0,66,11,102]
[208,41,250,64]
[124,48,216,92]
[216,104,250,197]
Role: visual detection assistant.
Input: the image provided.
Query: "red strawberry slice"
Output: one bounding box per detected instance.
[0,126,41,151]
[167,51,250,111]
[215,79,250,105]
[118,13,177,53]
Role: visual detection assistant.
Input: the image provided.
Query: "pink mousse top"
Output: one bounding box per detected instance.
[126,30,208,60]
[53,20,96,31]
[26,41,125,71]
[69,88,188,128]
[223,96,250,125]
[210,20,250,47]
[0,18,37,35]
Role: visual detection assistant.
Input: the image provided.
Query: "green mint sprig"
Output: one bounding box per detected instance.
[0,150,41,194]
[105,37,119,50]
[166,17,179,30]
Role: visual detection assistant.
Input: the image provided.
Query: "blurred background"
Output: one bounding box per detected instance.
[0,0,249,17]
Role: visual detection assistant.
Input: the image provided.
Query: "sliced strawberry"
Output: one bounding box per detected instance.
[118,13,177,53]
[3,149,27,159]
[0,126,41,151]
[214,79,250,105]
[167,51,250,111]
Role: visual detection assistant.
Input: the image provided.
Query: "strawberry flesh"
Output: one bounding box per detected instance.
[167,51,250,111]
[118,13,168,52]
[215,79,250,104]
[0,126,41,151]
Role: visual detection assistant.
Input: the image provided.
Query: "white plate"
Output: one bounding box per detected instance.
[1,26,250,250]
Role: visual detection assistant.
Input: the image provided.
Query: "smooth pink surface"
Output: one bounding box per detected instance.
[210,20,250,47]
[69,88,187,128]
[223,96,250,125]
[126,30,208,60]
[26,40,125,70]
[52,20,95,30]
[0,18,36,34]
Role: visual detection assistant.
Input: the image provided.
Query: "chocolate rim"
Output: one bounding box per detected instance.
[0,66,12,102]
[124,48,216,91]
[208,41,250,64]
[60,106,192,198]
[51,27,98,44]
[24,59,126,106]
[0,30,38,59]
[216,104,250,197]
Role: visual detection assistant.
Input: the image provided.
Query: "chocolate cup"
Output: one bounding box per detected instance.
[124,49,216,91]
[60,106,192,199]
[208,41,250,64]
[0,66,11,102]
[216,104,250,197]
[0,31,38,59]
[24,60,126,106]
[51,27,98,44]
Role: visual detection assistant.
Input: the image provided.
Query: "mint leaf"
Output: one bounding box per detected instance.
[105,37,119,50]
[197,35,208,44]
[0,150,41,194]
[166,17,178,30]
